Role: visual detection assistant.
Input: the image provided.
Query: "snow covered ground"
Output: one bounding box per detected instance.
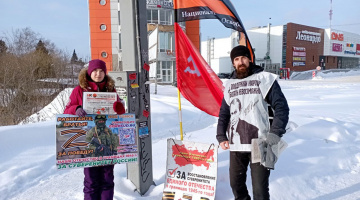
[1,71,360,200]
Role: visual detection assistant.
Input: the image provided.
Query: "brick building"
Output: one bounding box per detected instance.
[201,22,360,76]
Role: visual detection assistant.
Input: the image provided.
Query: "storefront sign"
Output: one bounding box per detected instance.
[356,44,360,55]
[295,30,321,43]
[332,43,342,52]
[293,62,306,66]
[331,32,344,41]
[293,57,306,61]
[293,51,306,57]
[344,50,356,55]
[293,47,306,51]
[346,43,354,47]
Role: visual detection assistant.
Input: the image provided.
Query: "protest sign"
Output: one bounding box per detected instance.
[162,139,217,200]
[83,92,117,114]
[251,138,288,169]
[56,114,138,170]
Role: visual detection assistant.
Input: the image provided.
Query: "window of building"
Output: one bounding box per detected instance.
[101,51,108,58]
[99,0,106,5]
[147,9,173,25]
[333,57,335,63]
[119,33,122,50]
[156,61,161,79]
[147,9,159,24]
[161,61,173,82]
[157,61,174,83]
[160,10,166,24]
[159,32,175,52]
[118,11,121,25]
[159,9,173,25]
[100,24,107,31]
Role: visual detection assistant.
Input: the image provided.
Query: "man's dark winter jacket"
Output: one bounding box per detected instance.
[216,64,290,143]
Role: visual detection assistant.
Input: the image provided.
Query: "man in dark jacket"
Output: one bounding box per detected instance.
[216,45,289,200]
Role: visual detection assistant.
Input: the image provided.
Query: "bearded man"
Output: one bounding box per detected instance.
[216,45,289,200]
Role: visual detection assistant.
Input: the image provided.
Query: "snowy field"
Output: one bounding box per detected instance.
[1,71,360,200]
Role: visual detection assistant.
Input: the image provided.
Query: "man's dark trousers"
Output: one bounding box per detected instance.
[229,152,270,200]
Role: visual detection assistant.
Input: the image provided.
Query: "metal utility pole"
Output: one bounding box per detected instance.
[266,18,271,59]
[119,0,154,195]
[329,0,333,30]
[265,18,271,71]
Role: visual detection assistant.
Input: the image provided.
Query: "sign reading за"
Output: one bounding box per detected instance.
[162,139,217,200]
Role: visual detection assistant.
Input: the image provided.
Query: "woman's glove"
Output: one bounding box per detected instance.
[113,101,125,115]
[75,107,87,117]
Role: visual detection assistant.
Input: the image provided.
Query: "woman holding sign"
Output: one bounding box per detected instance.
[64,59,125,200]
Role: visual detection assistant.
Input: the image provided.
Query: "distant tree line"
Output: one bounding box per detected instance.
[0,27,83,125]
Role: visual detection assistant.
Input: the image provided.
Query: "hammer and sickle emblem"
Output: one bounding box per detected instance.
[184,55,200,77]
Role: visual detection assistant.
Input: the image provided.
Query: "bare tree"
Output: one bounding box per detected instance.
[0,27,71,125]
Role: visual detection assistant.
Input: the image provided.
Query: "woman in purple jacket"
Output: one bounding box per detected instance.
[64,59,125,200]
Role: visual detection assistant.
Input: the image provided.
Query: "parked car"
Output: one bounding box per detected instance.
[217,73,231,79]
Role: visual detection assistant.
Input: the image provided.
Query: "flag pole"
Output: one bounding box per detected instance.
[177,88,184,140]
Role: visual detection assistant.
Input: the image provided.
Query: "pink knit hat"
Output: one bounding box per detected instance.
[87,59,107,76]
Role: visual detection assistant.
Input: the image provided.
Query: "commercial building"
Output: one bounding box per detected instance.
[323,28,360,69]
[201,22,360,77]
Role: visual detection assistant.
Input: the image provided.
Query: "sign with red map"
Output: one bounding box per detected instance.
[162,139,217,200]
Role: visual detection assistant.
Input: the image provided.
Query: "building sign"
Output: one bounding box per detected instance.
[346,43,354,48]
[295,30,321,43]
[344,50,356,55]
[332,43,342,52]
[146,0,173,9]
[293,62,306,66]
[356,44,360,55]
[293,57,306,61]
[293,51,306,57]
[331,32,344,41]
[293,47,306,51]
[292,46,306,67]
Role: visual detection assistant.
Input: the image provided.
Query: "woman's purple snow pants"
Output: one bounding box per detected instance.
[83,165,114,200]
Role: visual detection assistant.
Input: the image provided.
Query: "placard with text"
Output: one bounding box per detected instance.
[162,139,217,200]
[83,92,117,114]
[56,114,137,170]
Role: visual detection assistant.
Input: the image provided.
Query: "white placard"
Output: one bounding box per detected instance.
[83,92,117,115]
[162,139,217,200]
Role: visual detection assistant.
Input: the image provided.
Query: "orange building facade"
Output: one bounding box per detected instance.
[88,0,114,72]
[88,0,200,81]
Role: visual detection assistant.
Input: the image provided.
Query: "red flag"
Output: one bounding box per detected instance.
[175,23,223,117]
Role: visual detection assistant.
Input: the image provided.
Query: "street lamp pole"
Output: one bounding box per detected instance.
[266,17,271,59]
[265,17,271,72]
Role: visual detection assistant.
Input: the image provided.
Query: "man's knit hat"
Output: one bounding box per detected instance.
[230,45,252,63]
[87,59,107,76]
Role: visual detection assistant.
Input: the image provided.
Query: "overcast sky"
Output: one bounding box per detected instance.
[1,0,359,60]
